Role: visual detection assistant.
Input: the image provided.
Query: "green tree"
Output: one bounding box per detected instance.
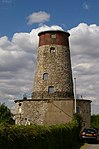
[91,114,99,129]
[0,103,14,124]
[73,113,83,130]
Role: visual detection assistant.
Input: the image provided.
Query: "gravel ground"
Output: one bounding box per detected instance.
[80,143,99,149]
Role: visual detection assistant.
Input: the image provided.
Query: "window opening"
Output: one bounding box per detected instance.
[76,106,80,113]
[19,103,21,106]
[50,47,55,53]
[48,86,54,93]
[51,33,56,38]
[43,73,48,80]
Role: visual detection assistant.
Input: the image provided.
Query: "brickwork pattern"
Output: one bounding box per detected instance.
[38,30,70,46]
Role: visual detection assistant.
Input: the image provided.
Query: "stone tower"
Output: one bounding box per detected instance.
[14,30,75,125]
[32,30,74,99]
[15,30,91,127]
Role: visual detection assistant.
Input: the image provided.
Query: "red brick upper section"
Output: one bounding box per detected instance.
[38,30,70,47]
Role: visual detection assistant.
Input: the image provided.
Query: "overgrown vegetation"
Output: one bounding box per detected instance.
[0,122,81,149]
[91,114,99,129]
[0,103,14,125]
[73,113,83,130]
[0,115,82,149]
[0,103,82,149]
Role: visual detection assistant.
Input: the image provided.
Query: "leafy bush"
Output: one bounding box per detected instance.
[0,121,80,149]
[73,113,83,130]
[0,104,82,149]
[0,103,14,125]
[91,114,99,129]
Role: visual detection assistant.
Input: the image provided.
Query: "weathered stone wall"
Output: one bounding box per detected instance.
[14,30,91,128]
[33,31,74,99]
[15,99,73,125]
[76,99,91,128]
[15,98,91,127]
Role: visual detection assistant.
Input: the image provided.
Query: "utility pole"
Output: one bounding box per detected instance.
[74,78,77,113]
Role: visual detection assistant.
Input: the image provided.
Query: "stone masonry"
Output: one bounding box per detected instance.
[15,30,91,127]
[32,30,74,99]
[15,99,73,125]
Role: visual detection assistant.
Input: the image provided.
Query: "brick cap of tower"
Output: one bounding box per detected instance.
[38,30,70,36]
[38,30,70,46]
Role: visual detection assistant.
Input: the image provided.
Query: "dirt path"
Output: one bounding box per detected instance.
[80,143,99,149]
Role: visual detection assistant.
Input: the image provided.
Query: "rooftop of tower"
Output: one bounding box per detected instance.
[38,30,70,36]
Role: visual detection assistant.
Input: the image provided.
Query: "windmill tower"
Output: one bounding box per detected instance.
[15,30,75,125]
[32,30,74,100]
[15,30,91,127]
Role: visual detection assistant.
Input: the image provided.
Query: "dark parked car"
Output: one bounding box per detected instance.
[79,128,99,142]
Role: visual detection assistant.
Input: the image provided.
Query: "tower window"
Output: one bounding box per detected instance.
[50,47,55,53]
[19,103,21,106]
[43,73,48,80]
[48,86,54,93]
[51,33,56,38]
[76,106,80,113]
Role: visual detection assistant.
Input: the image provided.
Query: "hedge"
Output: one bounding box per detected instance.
[0,121,80,149]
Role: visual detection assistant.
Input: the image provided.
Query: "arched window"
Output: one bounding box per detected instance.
[51,33,56,39]
[43,73,48,80]
[76,106,80,113]
[50,47,55,53]
[19,103,21,106]
[48,86,54,93]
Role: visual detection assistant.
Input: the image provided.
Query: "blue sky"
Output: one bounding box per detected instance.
[0,0,99,38]
[0,0,99,114]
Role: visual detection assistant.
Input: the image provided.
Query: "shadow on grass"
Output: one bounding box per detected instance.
[74,142,84,149]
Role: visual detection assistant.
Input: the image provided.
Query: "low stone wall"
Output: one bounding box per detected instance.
[15,98,73,125]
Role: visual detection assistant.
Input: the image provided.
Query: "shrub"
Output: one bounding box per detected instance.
[91,114,99,129]
[0,103,14,125]
[0,122,80,149]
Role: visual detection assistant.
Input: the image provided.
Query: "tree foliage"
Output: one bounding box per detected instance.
[0,122,80,149]
[73,113,83,131]
[0,103,14,124]
[91,114,99,129]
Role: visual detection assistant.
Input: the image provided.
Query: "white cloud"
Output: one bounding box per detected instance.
[68,23,99,114]
[27,11,50,25]
[1,0,13,4]
[82,1,89,10]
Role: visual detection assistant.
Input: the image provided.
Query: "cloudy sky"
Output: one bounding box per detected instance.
[0,0,99,114]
